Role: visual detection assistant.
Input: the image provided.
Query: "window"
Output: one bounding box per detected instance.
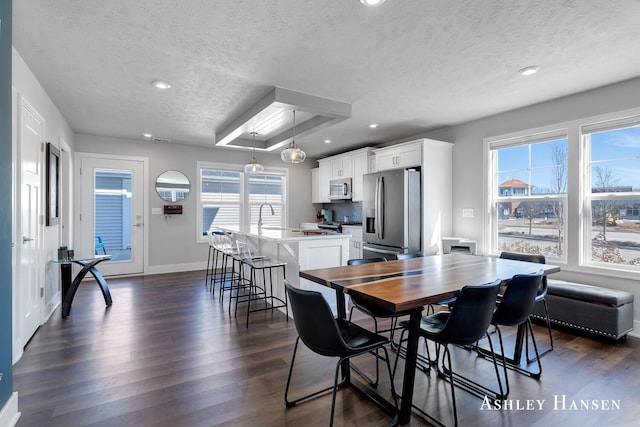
[489,131,568,260]
[582,118,640,268]
[197,162,287,238]
[248,174,284,227]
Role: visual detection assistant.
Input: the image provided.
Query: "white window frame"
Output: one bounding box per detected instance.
[196,161,288,242]
[580,114,640,271]
[487,129,569,261]
[484,106,640,279]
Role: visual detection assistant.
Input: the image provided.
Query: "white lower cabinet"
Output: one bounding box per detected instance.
[343,225,363,260]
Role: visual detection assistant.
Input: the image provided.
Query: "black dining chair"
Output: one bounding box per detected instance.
[347,257,400,386]
[499,251,553,361]
[461,273,544,402]
[284,281,398,427]
[491,272,544,380]
[395,251,424,260]
[393,279,502,427]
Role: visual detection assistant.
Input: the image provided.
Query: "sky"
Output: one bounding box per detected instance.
[497,125,640,193]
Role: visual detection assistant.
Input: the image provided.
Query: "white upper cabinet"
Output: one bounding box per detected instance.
[329,155,352,179]
[311,168,322,203]
[350,148,372,201]
[313,148,373,203]
[373,140,422,171]
[314,162,332,203]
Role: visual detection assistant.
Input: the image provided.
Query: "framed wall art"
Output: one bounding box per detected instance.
[46,142,60,226]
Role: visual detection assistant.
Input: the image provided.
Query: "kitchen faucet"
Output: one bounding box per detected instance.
[258,203,275,227]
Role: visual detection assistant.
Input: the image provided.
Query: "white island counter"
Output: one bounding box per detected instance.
[216,225,351,313]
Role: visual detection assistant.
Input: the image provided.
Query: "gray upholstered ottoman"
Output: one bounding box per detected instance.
[531,280,634,340]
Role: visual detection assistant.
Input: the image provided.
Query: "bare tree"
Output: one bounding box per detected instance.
[517,201,540,235]
[592,165,620,239]
[550,144,567,251]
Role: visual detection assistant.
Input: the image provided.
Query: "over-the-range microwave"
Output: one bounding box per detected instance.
[329,178,352,200]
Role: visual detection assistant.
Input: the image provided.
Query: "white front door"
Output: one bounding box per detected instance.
[79,155,145,276]
[18,97,44,346]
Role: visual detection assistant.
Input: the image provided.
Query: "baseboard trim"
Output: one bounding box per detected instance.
[629,320,640,339]
[0,392,20,427]
[146,261,206,275]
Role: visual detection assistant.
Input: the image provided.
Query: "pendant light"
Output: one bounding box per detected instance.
[280,110,306,164]
[243,131,264,174]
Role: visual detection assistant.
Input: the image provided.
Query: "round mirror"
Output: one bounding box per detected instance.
[155,170,190,202]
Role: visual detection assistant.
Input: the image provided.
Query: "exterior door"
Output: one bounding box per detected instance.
[18,98,44,346]
[79,155,144,276]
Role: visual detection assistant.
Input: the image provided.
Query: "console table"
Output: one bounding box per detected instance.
[53,255,112,317]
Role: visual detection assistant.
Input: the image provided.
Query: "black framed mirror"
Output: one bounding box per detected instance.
[155,170,190,202]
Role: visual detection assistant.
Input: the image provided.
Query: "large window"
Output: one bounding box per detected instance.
[487,110,640,275]
[489,131,568,260]
[198,162,286,237]
[583,118,640,268]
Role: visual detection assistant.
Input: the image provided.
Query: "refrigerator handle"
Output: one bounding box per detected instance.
[374,176,380,238]
[363,245,400,256]
[378,176,385,239]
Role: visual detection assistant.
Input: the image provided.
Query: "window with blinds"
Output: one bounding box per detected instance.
[197,163,287,236]
[248,174,284,227]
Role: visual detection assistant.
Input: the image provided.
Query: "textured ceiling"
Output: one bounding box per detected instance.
[12,0,640,158]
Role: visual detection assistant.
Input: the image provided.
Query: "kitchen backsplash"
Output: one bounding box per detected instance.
[319,201,362,223]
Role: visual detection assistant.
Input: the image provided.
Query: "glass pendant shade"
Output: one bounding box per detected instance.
[244,157,264,174]
[281,144,306,163]
[281,110,306,164]
[244,131,264,174]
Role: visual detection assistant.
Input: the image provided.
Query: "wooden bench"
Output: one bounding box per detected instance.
[531,280,634,341]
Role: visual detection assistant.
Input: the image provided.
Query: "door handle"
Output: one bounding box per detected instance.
[22,236,35,243]
[133,223,143,227]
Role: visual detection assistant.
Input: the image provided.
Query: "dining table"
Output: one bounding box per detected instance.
[299,252,560,425]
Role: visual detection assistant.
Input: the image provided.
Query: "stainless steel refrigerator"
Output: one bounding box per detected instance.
[362,168,421,259]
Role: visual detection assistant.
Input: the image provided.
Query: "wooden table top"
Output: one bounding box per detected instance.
[300,253,560,313]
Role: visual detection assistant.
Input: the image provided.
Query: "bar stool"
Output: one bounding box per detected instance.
[233,241,288,328]
[214,232,244,305]
[205,230,225,292]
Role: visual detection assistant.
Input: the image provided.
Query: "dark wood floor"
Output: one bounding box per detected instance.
[13,270,640,426]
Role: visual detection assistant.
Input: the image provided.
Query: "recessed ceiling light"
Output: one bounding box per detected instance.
[368,123,379,128]
[518,66,540,76]
[142,133,153,138]
[360,0,386,6]
[152,80,172,90]
[324,139,332,144]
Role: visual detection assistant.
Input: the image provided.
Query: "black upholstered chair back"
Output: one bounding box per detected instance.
[347,257,386,265]
[285,282,347,357]
[492,273,543,327]
[499,251,548,295]
[396,252,424,260]
[439,279,501,346]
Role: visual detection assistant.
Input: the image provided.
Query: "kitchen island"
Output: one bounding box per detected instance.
[216,225,351,313]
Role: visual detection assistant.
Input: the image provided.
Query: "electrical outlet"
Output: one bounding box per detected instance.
[462,208,474,218]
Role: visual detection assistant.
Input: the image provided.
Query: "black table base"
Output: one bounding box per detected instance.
[60,258,112,317]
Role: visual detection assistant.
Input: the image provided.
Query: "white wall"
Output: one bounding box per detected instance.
[74,134,318,272]
[423,76,640,332]
[12,47,75,326]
